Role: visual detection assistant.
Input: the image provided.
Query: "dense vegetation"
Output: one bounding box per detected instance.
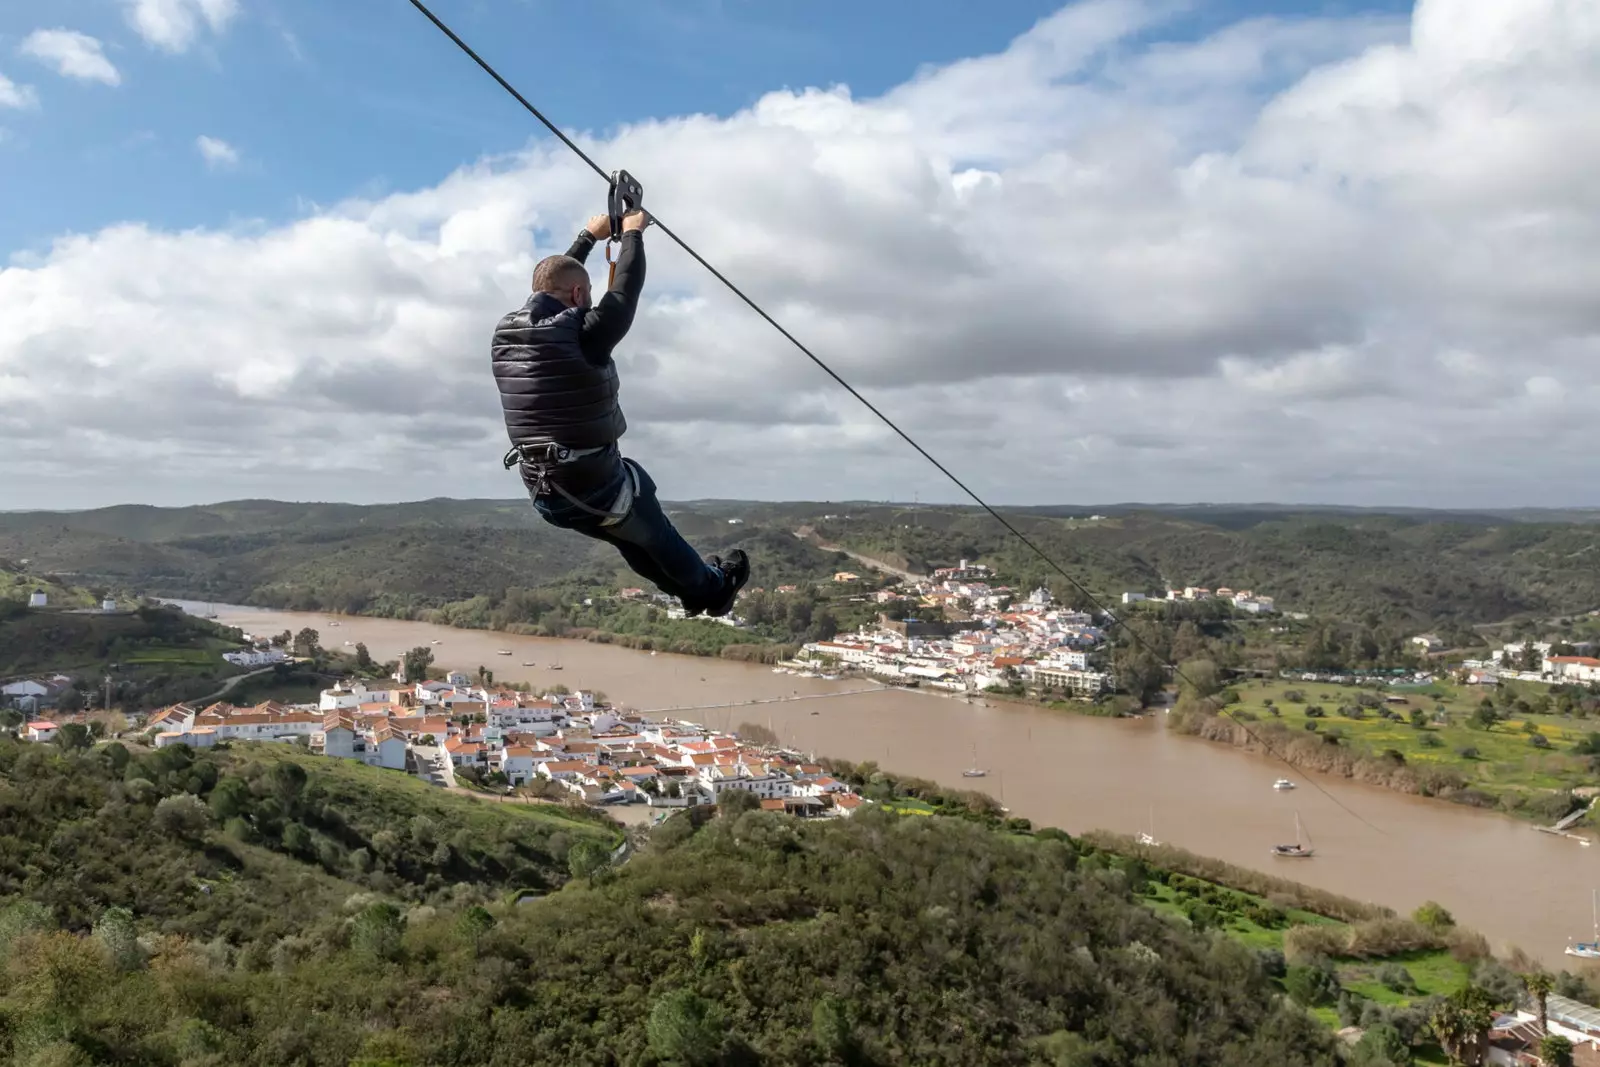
[0,501,880,652]
[4,501,1597,648]
[0,735,1355,1067]
[805,506,1600,628]
[0,601,255,711]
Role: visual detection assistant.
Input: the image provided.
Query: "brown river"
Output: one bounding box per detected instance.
[179,601,1592,968]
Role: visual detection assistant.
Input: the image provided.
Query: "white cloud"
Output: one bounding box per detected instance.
[196,134,240,169]
[0,71,38,110]
[122,0,239,53]
[3,0,1599,510]
[19,29,121,87]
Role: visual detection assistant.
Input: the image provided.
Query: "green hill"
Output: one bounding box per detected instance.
[0,736,1342,1067]
[2,499,1597,635]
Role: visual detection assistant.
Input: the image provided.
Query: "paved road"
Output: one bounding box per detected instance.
[189,665,280,705]
[793,527,923,584]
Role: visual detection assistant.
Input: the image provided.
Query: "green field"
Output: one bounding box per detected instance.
[1218,677,1595,810]
[1138,866,1469,1065]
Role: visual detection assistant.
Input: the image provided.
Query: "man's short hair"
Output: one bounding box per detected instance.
[532,255,589,294]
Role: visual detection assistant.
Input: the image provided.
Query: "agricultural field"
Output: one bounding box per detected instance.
[1217,677,1598,812]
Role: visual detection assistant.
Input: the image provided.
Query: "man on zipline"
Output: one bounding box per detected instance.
[492,204,750,618]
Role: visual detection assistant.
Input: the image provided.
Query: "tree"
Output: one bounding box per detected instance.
[1115,645,1166,707]
[1471,704,1499,731]
[293,627,321,657]
[811,994,861,1062]
[93,906,143,972]
[457,906,495,953]
[1521,971,1554,1036]
[209,776,251,820]
[1540,1034,1575,1067]
[152,793,210,840]
[57,689,85,714]
[55,722,91,751]
[101,741,129,773]
[1284,963,1340,1007]
[270,761,308,809]
[403,646,434,683]
[646,989,725,1066]
[1178,659,1222,700]
[1349,1022,1412,1067]
[1413,901,1455,930]
[1429,985,1496,1066]
[567,839,611,880]
[718,789,761,816]
[354,642,374,671]
[351,901,405,962]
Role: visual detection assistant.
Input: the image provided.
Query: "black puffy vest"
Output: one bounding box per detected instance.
[491,292,627,449]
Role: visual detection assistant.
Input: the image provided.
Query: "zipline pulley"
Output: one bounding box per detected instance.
[606,169,643,286]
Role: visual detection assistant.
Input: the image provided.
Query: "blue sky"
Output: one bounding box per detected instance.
[0,0,1409,256]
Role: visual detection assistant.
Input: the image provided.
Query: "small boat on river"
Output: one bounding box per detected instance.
[1567,890,1600,959]
[1270,811,1314,858]
[961,742,987,778]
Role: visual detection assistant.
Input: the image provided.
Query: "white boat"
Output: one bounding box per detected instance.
[521,661,536,667]
[1567,890,1600,959]
[1273,778,1296,790]
[962,742,987,778]
[496,649,512,656]
[1270,811,1314,858]
[1137,805,1160,847]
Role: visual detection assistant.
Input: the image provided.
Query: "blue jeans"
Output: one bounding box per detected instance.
[529,450,725,607]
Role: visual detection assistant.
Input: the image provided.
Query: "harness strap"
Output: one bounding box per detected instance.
[503,443,636,525]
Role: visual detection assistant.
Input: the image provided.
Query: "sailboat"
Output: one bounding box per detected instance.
[1270,811,1314,858]
[962,742,987,778]
[1566,889,1600,959]
[1137,804,1159,847]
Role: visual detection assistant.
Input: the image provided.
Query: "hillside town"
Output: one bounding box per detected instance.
[23,676,867,817]
[787,563,1113,696]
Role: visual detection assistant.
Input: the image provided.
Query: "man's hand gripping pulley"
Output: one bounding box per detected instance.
[606,170,644,287]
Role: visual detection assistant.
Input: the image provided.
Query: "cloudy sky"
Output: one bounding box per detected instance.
[1,0,1595,511]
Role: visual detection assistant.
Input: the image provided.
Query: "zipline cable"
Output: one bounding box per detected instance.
[403,0,1384,837]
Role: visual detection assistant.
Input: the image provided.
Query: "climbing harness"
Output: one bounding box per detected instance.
[606,169,644,288]
[502,443,637,526]
[405,0,1384,836]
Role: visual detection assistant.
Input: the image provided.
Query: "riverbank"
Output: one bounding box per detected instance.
[165,599,1600,967]
[1169,677,1597,829]
[855,768,1557,1065]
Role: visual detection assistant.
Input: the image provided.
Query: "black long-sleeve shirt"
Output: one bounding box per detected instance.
[564,229,646,366]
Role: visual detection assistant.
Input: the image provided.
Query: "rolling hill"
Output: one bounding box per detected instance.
[1,498,1596,631]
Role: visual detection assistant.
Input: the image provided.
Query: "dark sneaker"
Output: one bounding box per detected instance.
[700,550,750,618]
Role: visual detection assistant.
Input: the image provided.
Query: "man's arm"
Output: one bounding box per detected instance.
[578,229,646,365]
[565,230,597,264]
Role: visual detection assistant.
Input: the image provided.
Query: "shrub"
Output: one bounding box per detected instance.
[1376,963,1417,993]
[1284,963,1341,1007]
